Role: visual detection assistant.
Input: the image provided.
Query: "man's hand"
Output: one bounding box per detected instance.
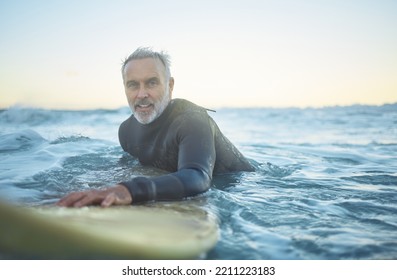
[56,184,132,207]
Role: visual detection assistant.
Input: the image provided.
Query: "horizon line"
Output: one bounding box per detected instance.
[1,101,396,112]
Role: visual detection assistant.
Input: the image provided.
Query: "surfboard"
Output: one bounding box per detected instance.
[0,200,218,259]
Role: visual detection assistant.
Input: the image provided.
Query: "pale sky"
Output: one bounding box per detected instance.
[1,0,396,109]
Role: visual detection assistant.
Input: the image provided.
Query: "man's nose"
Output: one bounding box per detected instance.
[136,86,149,99]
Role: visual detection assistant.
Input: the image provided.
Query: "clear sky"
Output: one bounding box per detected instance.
[1,0,396,109]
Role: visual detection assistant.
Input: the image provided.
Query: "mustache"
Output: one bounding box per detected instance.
[135,99,153,107]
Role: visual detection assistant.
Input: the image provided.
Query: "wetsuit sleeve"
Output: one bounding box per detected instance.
[120,112,215,203]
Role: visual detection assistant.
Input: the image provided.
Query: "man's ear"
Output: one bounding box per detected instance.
[168,77,175,97]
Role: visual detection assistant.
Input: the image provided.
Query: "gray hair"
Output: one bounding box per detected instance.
[121,47,171,81]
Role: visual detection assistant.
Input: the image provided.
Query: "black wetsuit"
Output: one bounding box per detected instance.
[119,98,254,203]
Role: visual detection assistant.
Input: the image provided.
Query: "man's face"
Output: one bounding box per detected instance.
[123,58,174,124]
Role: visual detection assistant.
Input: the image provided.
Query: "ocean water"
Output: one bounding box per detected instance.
[0,104,396,259]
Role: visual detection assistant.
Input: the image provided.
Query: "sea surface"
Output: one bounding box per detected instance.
[1,103,396,259]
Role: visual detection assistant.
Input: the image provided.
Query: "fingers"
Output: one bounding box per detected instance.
[56,191,87,207]
[56,185,132,208]
[101,185,133,207]
[101,193,117,208]
[72,191,104,207]
[56,190,104,208]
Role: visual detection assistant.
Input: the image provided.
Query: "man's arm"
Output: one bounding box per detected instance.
[120,112,215,202]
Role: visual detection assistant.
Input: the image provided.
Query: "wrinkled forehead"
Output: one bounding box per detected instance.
[123,57,166,81]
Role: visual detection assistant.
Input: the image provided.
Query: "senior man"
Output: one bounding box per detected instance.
[57,47,254,207]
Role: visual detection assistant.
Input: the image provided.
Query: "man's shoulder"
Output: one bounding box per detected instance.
[168,99,217,134]
[118,114,137,138]
[120,114,135,127]
[170,98,210,116]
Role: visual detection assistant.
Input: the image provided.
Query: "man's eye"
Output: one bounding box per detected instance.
[148,80,158,87]
[127,82,138,89]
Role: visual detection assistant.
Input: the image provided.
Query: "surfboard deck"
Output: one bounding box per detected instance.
[0,200,218,259]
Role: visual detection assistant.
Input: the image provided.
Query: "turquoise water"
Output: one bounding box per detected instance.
[1,104,396,259]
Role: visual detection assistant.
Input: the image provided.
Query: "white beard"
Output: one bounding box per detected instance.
[131,88,171,124]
